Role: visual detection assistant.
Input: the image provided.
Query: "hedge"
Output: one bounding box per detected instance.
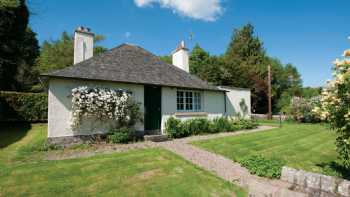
[0,91,48,122]
[165,117,258,138]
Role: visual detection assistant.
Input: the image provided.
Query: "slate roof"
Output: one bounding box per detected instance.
[42,44,222,91]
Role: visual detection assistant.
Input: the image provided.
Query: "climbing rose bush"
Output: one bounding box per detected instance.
[71,86,141,129]
[287,96,321,123]
[313,47,350,167]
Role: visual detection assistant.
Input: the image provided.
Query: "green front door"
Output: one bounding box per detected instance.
[144,86,161,133]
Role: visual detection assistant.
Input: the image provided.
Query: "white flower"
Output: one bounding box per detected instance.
[70,86,133,129]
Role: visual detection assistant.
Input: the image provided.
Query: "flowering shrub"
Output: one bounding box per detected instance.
[71,86,142,129]
[287,96,321,123]
[313,47,350,167]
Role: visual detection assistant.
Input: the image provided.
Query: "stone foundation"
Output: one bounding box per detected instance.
[144,134,169,142]
[47,134,105,148]
[281,166,350,197]
[48,131,145,148]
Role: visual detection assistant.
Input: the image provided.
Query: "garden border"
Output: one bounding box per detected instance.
[281,166,350,196]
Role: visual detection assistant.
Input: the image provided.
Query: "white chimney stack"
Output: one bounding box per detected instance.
[74,26,94,64]
[172,40,189,72]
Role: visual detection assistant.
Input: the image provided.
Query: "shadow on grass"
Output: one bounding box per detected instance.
[316,161,350,180]
[0,122,31,148]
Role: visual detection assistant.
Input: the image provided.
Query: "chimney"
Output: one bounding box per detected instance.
[74,26,94,64]
[172,40,189,72]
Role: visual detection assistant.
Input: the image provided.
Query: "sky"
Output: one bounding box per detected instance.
[28,0,350,87]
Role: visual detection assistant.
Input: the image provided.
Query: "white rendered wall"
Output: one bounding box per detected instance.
[74,32,94,64]
[48,78,144,138]
[160,87,226,133]
[219,87,251,118]
[172,50,189,72]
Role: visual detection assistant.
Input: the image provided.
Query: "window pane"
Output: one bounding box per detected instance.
[194,92,201,111]
[186,103,193,110]
[186,98,193,110]
[177,103,184,110]
[177,91,184,110]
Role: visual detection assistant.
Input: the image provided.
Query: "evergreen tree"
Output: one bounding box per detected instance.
[198,55,225,85]
[16,27,40,91]
[224,24,268,113]
[0,0,38,90]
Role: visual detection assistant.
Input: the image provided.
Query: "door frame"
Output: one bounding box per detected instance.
[144,85,162,133]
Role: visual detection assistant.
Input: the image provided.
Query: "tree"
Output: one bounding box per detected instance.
[301,87,321,98]
[314,47,350,168]
[224,24,268,113]
[36,32,107,73]
[0,0,38,90]
[193,55,225,85]
[159,55,172,64]
[15,27,40,91]
[189,44,210,75]
[267,58,302,113]
[225,24,266,68]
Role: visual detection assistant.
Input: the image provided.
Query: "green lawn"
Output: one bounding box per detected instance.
[193,123,348,178]
[0,123,246,196]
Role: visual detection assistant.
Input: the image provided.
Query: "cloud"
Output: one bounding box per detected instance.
[134,0,223,22]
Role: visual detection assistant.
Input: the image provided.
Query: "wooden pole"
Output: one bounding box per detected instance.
[268,65,272,120]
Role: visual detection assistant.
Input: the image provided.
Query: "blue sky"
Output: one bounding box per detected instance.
[28,0,350,87]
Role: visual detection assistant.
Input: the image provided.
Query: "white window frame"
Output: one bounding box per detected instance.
[176,90,202,112]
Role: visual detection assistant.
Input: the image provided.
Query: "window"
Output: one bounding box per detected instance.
[177,90,201,112]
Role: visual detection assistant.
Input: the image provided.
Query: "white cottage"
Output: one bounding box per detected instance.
[42,27,251,142]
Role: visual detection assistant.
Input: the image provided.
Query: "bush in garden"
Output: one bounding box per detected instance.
[165,116,258,138]
[237,118,259,129]
[210,117,233,133]
[0,91,48,122]
[314,46,350,168]
[165,117,182,138]
[286,96,321,123]
[240,155,285,179]
[182,118,210,136]
[108,127,133,144]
